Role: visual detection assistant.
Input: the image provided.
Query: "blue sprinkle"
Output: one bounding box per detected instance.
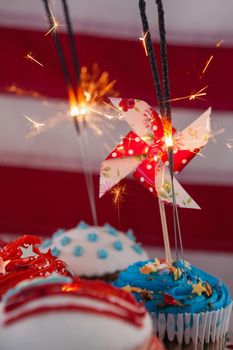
[87,232,99,242]
[97,248,108,259]
[73,245,84,257]
[42,238,52,248]
[113,240,123,251]
[131,243,143,255]
[53,229,65,239]
[51,247,61,257]
[60,236,71,246]
[104,223,118,236]
[126,229,136,242]
[77,221,89,229]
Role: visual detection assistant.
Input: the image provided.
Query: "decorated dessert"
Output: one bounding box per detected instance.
[1,274,164,350]
[41,221,148,281]
[115,258,232,345]
[0,235,76,299]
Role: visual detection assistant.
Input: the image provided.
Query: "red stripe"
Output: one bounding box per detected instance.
[4,304,142,327]
[1,27,233,111]
[0,165,232,252]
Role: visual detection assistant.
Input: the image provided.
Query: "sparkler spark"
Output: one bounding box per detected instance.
[168,86,208,103]
[226,139,233,150]
[25,52,43,67]
[208,128,225,144]
[6,85,40,98]
[45,22,58,36]
[67,64,119,123]
[111,185,127,207]
[44,6,59,36]
[216,40,224,48]
[200,56,213,79]
[139,30,149,56]
[80,64,118,105]
[23,114,46,132]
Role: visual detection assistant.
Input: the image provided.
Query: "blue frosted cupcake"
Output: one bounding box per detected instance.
[115,258,232,346]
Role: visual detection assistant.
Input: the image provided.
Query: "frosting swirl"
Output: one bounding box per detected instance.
[115,259,231,314]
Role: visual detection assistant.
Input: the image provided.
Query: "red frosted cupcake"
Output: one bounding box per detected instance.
[0,235,76,299]
[1,274,164,350]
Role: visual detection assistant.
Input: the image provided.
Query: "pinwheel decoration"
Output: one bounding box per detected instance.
[100,98,211,209]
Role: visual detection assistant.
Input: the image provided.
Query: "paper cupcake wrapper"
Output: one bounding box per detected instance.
[152,302,232,345]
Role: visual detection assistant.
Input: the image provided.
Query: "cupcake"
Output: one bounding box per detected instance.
[115,258,232,347]
[40,221,148,281]
[0,235,76,299]
[1,274,164,350]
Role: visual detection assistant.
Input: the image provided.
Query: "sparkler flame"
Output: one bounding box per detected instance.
[68,64,118,120]
[165,135,173,148]
[79,64,118,105]
[22,64,120,142]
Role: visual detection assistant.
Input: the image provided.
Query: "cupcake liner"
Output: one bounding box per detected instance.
[152,302,232,345]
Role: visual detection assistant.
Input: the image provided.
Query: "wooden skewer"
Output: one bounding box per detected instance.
[158,199,172,265]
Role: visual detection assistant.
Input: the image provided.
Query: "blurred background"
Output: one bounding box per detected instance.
[0,0,233,312]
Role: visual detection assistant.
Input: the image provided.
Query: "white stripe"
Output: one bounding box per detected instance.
[0,94,232,185]
[1,0,233,46]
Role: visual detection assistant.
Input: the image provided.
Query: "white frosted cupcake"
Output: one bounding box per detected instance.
[40,221,148,281]
[1,274,164,350]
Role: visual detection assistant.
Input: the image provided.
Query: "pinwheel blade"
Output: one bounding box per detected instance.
[133,157,157,195]
[109,97,163,145]
[99,157,142,197]
[175,107,211,151]
[105,131,148,160]
[155,164,200,209]
[162,107,211,173]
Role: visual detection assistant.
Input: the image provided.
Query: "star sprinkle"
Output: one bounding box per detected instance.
[173,267,182,281]
[0,257,10,275]
[205,282,213,297]
[140,262,158,274]
[191,281,207,296]
[19,245,38,259]
[122,285,143,294]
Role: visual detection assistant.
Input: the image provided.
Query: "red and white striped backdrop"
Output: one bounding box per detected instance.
[0,0,233,251]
